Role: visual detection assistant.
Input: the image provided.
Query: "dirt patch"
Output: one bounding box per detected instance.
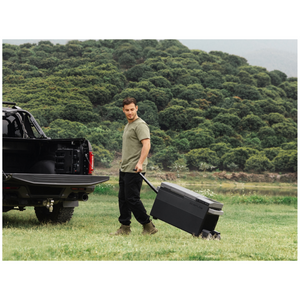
[212,171,297,183]
[156,172,177,181]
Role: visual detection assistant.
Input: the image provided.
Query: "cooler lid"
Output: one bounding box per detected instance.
[160,182,223,210]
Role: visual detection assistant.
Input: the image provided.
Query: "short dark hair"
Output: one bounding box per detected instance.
[123,97,137,107]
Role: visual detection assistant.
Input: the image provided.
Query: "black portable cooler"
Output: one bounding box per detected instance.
[139,173,224,238]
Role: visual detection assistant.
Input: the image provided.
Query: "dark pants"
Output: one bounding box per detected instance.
[118,171,150,226]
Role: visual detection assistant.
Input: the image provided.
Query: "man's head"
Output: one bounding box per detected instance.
[123,97,138,123]
[122,97,137,107]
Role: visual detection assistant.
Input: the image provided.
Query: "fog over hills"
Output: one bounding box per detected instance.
[179,39,297,78]
[3,39,298,77]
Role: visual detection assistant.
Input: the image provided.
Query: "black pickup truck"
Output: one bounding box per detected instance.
[2,102,109,223]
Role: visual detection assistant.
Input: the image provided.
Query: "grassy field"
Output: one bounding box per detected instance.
[2,183,298,261]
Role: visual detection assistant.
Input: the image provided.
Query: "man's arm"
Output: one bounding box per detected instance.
[135,138,151,173]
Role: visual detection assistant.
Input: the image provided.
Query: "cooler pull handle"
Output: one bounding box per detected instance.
[133,169,158,194]
[208,208,224,216]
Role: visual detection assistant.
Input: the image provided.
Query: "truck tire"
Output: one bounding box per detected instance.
[34,203,74,224]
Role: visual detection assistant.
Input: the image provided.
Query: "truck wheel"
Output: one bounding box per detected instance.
[34,203,74,224]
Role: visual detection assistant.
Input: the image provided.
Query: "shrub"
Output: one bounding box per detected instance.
[244,155,275,173]
[263,147,282,161]
[210,143,232,158]
[221,147,260,170]
[185,148,220,169]
[93,144,114,168]
[273,150,297,172]
[179,128,215,149]
[151,146,183,170]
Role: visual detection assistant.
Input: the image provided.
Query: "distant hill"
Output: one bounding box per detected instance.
[3,39,298,77]
[245,48,297,78]
[179,39,298,77]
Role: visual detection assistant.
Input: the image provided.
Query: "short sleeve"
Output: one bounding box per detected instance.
[135,121,150,141]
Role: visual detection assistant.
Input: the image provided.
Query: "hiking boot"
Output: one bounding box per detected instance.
[110,224,131,235]
[142,221,158,235]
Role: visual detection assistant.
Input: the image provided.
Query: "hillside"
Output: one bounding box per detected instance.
[2,39,297,173]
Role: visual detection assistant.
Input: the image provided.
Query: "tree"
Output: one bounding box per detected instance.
[268,71,282,86]
[253,72,271,87]
[127,80,156,92]
[281,141,297,150]
[150,129,172,153]
[138,39,159,49]
[256,99,285,115]
[263,112,286,126]
[240,114,266,131]
[273,150,297,172]
[124,64,152,81]
[151,146,183,169]
[261,136,286,149]
[137,100,159,127]
[221,147,260,171]
[272,121,297,140]
[211,122,235,137]
[205,88,224,106]
[93,144,114,168]
[101,105,124,123]
[210,142,232,158]
[146,49,170,59]
[263,147,282,161]
[269,70,287,83]
[244,155,275,173]
[232,101,263,119]
[213,113,241,128]
[185,148,220,169]
[148,88,172,110]
[44,119,87,139]
[148,76,172,89]
[118,53,136,69]
[203,70,224,89]
[158,105,187,131]
[113,88,149,102]
[215,135,243,148]
[179,128,215,149]
[279,81,297,100]
[237,70,256,85]
[147,61,168,71]
[157,68,174,81]
[177,87,206,102]
[176,74,201,85]
[172,138,190,153]
[185,108,205,129]
[60,102,100,123]
[234,84,262,100]
[79,86,111,105]
[226,54,247,68]
[113,42,142,61]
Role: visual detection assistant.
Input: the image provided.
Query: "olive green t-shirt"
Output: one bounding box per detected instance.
[120,118,150,173]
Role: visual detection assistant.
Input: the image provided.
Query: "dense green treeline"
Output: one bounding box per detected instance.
[2,39,297,173]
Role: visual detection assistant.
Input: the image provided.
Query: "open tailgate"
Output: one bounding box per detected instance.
[3,173,109,186]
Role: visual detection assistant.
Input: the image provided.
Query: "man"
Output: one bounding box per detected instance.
[111,97,158,235]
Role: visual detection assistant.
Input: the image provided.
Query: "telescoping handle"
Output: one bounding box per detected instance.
[133,169,158,194]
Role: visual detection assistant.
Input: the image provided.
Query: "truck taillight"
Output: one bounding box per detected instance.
[88,151,94,174]
[3,186,20,190]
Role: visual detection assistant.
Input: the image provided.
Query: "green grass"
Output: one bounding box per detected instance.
[2,186,297,261]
